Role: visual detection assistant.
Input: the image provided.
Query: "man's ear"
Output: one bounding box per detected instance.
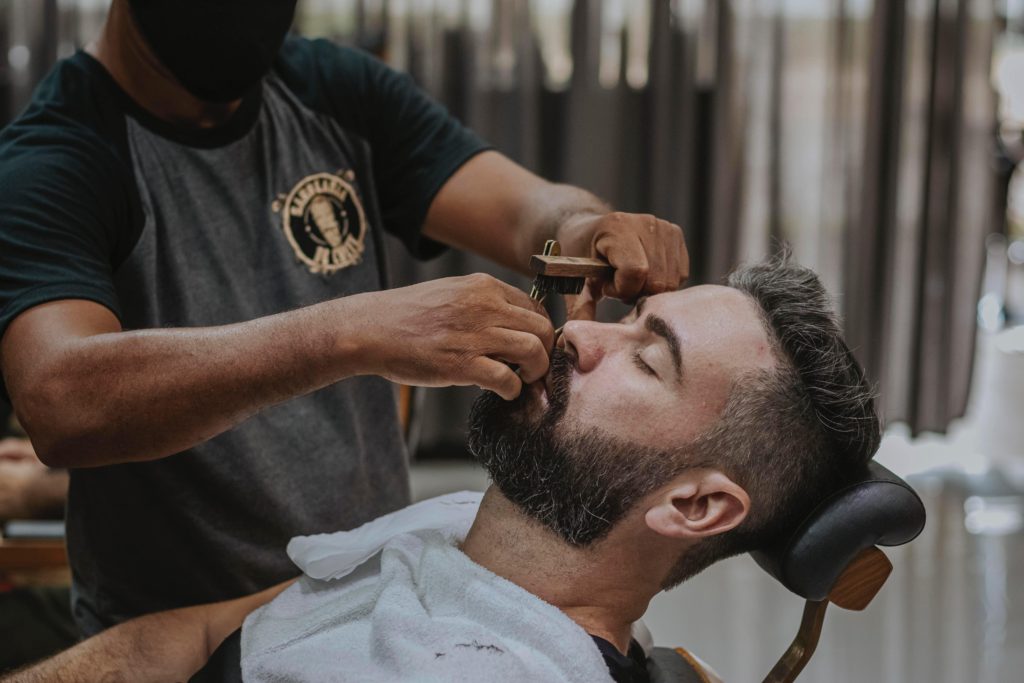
[644,470,750,540]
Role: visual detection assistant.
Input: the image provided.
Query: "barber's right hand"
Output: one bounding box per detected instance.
[356,274,554,400]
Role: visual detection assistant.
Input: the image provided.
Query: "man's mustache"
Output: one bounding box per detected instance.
[544,348,575,414]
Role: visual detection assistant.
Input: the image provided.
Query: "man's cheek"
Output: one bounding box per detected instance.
[560,397,599,434]
[565,393,660,444]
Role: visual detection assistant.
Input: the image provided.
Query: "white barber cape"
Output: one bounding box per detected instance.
[240,491,616,682]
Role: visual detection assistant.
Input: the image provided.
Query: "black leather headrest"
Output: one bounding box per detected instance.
[750,461,926,601]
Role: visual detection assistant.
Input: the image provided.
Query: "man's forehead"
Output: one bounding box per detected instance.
[644,285,775,366]
[644,284,758,317]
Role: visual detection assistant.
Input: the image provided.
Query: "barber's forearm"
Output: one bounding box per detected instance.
[0,579,296,683]
[11,295,381,468]
[202,578,296,655]
[1,605,212,683]
[511,181,609,268]
[423,151,609,274]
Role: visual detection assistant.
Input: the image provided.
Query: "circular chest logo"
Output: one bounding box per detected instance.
[273,170,367,275]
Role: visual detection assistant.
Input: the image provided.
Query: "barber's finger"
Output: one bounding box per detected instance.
[643,231,672,294]
[597,236,649,302]
[0,438,35,462]
[499,303,555,352]
[672,225,690,286]
[493,276,550,317]
[468,357,523,400]
[566,278,602,322]
[485,329,550,384]
[658,225,686,290]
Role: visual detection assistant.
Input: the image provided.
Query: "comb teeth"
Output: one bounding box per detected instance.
[530,274,586,301]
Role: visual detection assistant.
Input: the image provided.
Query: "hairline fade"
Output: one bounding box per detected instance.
[664,253,881,588]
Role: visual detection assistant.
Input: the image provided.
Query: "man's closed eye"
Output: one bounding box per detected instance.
[633,350,658,377]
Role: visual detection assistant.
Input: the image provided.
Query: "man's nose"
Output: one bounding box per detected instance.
[559,319,610,373]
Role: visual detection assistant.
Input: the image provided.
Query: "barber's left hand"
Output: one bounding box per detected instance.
[0,437,38,463]
[557,211,688,319]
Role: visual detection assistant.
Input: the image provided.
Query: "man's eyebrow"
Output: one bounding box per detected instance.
[644,313,683,382]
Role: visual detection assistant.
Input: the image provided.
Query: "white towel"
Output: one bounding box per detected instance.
[241,491,614,682]
[286,491,485,581]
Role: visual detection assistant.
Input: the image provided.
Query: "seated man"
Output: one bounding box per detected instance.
[2,256,879,683]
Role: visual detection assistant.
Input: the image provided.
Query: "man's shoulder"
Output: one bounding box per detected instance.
[0,53,140,274]
[275,36,383,82]
[0,52,132,187]
[272,36,411,122]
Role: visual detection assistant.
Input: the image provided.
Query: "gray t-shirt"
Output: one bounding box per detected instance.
[0,37,487,633]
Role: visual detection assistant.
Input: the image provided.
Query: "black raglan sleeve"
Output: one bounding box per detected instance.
[0,124,134,396]
[277,38,490,259]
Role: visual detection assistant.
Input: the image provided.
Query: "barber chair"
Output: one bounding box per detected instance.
[648,461,927,683]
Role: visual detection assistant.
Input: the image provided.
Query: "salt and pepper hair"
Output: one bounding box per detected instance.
[665,253,881,587]
[468,253,881,584]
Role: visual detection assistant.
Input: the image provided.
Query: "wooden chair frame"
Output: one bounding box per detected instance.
[762,546,893,683]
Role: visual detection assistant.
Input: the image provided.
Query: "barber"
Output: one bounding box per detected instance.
[0,0,688,635]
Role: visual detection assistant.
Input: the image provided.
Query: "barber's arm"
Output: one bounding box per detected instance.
[424,150,690,309]
[1,272,552,468]
[0,579,295,683]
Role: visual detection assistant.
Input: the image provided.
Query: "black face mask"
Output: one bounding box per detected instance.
[128,0,298,103]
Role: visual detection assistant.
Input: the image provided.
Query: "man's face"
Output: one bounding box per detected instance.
[541,285,774,447]
[127,0,298,104]
[467,285,775,545]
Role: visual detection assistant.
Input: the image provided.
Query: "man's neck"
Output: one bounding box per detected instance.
[86,0,240,129]
[461,488,677,655]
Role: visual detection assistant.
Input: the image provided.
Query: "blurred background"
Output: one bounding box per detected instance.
[1,1,1023,681]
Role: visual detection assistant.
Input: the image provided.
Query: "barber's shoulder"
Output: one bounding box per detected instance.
[0,126,121,190]
[276,35,389,87]
[3,52,133,155]
[274,36,417,137]
[0,123,139,267]
[0,56,141,226]
[0,59,137,216]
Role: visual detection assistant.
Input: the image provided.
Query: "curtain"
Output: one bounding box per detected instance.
[845,0,997,433]
[0,0,1003,453]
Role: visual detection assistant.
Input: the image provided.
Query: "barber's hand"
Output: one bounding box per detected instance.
[0,437,38,462]
[359,274,554,400]
[0,455,46,519]
[558,211,688,318]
